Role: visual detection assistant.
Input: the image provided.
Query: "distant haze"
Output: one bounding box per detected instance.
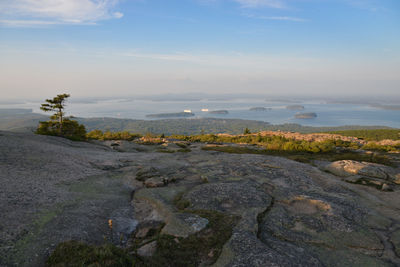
[0,0,399,100]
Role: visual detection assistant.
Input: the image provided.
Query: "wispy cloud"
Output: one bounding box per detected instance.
[234,0,286,8]
[346,0,384,12]
[245,13,306,22]
[0,0,123,27]
[118,52,207,63]
[197,0,286,9]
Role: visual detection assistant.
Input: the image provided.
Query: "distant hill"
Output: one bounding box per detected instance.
[0,108,395,135]
[0,109,47,132]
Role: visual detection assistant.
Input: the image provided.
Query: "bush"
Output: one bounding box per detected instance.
[86,130,142,141]
[36,119,86,141]
[329,129,400,141]
[362,142,400,152]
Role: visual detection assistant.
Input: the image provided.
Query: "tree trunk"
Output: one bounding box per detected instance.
[59,108,63,135]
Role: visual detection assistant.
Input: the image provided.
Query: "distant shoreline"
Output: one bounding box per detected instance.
[0,108,397,135]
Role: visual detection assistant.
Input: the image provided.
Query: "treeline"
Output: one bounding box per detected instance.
[170,134,360,153]
[78,117,393,135]
[171,133,400,153]
[328,129,400,141]
[83,129,400,152]
[0,109,395,135]
[78,118,272,135]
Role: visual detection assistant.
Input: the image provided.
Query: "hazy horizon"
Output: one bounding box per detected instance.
[0,0,399,99]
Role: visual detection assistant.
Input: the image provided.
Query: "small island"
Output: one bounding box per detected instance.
[286,105,305,110]
[146,112,195,118]
[208,110,229,114]
[370,104,400,111]
[295,112,317,119]
[249,107,271,111]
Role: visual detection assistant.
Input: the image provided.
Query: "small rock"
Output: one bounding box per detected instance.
[134,221,164,239]
[137,241,157,257]
[381,184,392,192]
[394,174,400,185]
[144,177,166,188]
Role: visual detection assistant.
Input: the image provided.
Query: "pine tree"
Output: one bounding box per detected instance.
[37,94,86,140]
[40,93,70,134]
[243,127,251,135]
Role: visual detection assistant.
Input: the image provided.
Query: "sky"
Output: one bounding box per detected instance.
[0,0,399,100]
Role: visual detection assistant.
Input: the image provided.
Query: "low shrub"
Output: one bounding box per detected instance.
[37,119,86,141]
[86,130,142,141]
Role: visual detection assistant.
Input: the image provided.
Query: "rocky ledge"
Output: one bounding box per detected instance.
[1,131,400,266]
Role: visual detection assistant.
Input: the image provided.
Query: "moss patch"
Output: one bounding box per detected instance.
[138,210,239,266]
[46,241,134,266]
[178,148,192,153]
[157,148,175,153]
[46,210,238,267]
[176,143,188,148]
[13,206,63,264]
[173,192,191,210]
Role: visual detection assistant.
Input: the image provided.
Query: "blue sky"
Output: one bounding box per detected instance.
[0,0,399,99]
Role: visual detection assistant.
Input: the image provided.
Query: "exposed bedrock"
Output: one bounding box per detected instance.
[1,131,400,266]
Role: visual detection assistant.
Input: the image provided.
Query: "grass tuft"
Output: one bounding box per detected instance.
[46,241,134,267]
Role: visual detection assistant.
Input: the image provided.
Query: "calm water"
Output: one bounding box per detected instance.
[2,98,400,128]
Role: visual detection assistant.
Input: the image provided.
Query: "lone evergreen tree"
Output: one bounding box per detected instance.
[40,93,70,134]
[37,93,86,140]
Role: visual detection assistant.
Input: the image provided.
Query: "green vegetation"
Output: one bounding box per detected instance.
[79,117,393,136]
[46,241,133,267]
[170,134,350,153]
[201,146,394,166]
[157,148,176,153]
[329,129,400,141]
[37,119,86,141]
[40,93,70,134]
[36,94,87,141]
[177,148,192,153]
[1,108,393,135]
[137,210,238,266]
[47,210,237,267]
[79,117,272,135]
[362,142,400,152]
[86,129,142,141]
[173,192,191,210]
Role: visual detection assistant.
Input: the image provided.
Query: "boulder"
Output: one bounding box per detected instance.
[325,160,388,179]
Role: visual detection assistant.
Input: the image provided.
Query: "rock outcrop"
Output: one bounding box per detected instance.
[323,160,400,191]
[1,131,400,266]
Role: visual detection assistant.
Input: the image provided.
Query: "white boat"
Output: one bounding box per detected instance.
[201,109,209,112]
[184,109,192,113]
